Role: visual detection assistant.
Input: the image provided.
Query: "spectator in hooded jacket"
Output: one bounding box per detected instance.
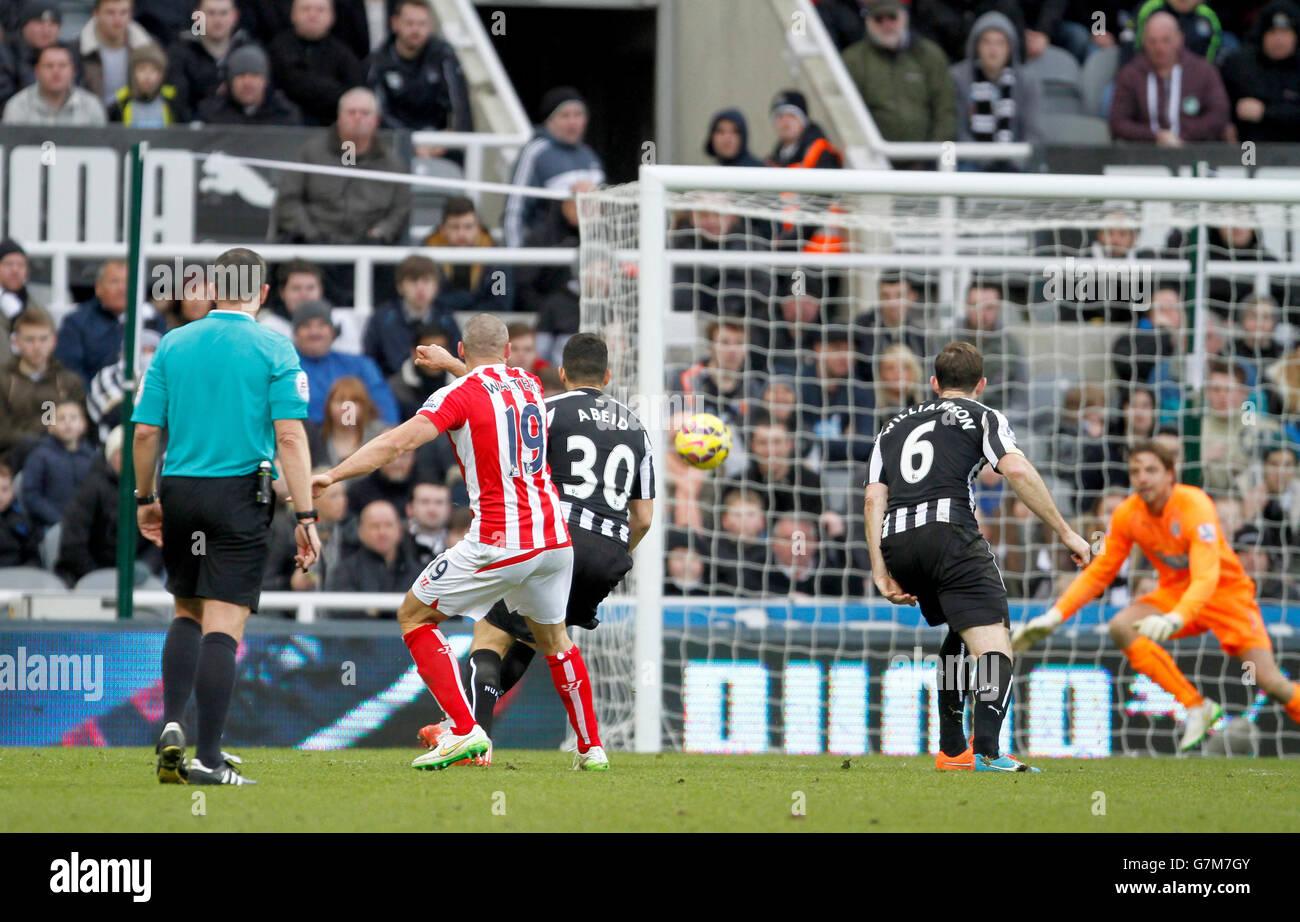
[421,197,514,313]
[765,89,842,168]
[79,0,161,108]
[106,44,189,125]
[950,10,1044,167]
[366,0,471,139]
[1220,1,1300,143]
[165,0,257,116]
[196,43,301,125]
[19,399,94,533]
[502,86,604,248]
[842,0,956,146]
[267,0,363,126]
[1109,10,1232,144]
[704,108,763,167]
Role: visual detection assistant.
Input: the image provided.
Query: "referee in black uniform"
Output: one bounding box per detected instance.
[133,247,320,786]
[864,341,1090,773]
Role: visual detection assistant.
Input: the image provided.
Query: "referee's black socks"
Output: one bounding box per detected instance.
[194,632,239,768]
[972,651,1014,758]
[464,650,504,736]
[935,630,968,757]
[161,616,202,727]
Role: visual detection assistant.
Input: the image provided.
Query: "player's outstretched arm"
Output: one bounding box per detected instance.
[863,482,916,606]
[997,453,1091,567]
[313,414,440,497]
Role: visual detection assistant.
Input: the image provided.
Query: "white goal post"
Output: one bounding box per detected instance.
[582,165,1300,757]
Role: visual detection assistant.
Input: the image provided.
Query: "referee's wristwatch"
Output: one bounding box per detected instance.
[295,509,320,525]
[135,490,158,507]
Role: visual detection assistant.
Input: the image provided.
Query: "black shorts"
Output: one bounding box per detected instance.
[160,473,274,612]
[881,522,1009,632]
[484,525,633,644]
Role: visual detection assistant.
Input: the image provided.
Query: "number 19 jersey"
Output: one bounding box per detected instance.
[419,363,567,551]
[544,386,655,548]
[867,397,1022,537]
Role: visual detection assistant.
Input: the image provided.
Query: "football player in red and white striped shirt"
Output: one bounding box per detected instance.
[311,314,606,770]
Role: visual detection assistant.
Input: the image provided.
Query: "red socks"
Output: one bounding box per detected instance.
[547,645,602,753]
[404,624,475,735]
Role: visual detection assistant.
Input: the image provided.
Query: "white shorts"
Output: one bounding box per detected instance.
[410,539,574,625]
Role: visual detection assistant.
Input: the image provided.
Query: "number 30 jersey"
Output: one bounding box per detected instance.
[867,397,1021,537]
[545,386,655,547]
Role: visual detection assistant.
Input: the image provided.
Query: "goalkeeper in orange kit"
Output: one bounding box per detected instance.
[1013,440,1300,750]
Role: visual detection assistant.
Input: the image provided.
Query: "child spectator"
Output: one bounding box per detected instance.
[704,108,763,167]
[54,425,162,585]
[107,39,186,125]
[506,322,549,376]
[388,323,455,419]
[0,463,40,566]
[19,400,94,533]
[664,527,709,596]
[79,0,160,107]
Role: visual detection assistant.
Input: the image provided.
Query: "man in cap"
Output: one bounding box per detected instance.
[1,1,82,101]
[502,85,605,248]
[291,299,400,424]
[841,0,956,145]
[765,89,843,168]
[196,44,302,125]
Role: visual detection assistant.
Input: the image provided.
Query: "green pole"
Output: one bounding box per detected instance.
[116,141,147,620]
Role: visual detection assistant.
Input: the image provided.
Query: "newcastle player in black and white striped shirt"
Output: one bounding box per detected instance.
[414,333,655,763]
[864,342,1090,773]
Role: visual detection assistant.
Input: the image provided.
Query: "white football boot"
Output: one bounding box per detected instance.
[1179,698,1222,751]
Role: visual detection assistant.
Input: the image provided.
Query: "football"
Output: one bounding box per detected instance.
[675,412,732,470]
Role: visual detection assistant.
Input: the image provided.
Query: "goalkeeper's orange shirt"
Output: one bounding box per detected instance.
[1054,484,1255,622]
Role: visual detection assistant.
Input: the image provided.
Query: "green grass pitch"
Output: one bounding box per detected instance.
[2,747,1297,833]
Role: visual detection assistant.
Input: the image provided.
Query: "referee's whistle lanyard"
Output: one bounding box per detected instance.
[1146,65,1182,138]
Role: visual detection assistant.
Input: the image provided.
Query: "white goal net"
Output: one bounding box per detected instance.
[579,167,1300,758]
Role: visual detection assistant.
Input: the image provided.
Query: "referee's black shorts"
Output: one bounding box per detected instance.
[881,522,1010,632]
[160,473,274,612]
[484,525,634,645]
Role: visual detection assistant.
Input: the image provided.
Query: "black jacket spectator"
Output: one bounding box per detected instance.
[366,32,471,132]
[815,0,868,50]
[239,0,371,61]
[346,468,417,517]
[197,84,301,124]
[704,108,764,167]
[1220,0,1300,143]
[54,295,166,387]
[388,359,453,420]
[516,203,581,330]
[267,29,363,126]
[54,453,162,586]
[735,460,825,519]
[19,433,95,530]
[323,542,423,614]
[1165,225,1282,315]
[911,0,1026,62]
[164,28,258,117]
[0,497,39,566]
[363,297,462,379]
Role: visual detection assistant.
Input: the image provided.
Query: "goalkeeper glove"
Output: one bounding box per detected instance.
[1012,607,1063,653]
[1135,612,1184,642]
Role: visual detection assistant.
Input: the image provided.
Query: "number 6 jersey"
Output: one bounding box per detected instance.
[867,396,1022,537]
[544,385,656,548]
